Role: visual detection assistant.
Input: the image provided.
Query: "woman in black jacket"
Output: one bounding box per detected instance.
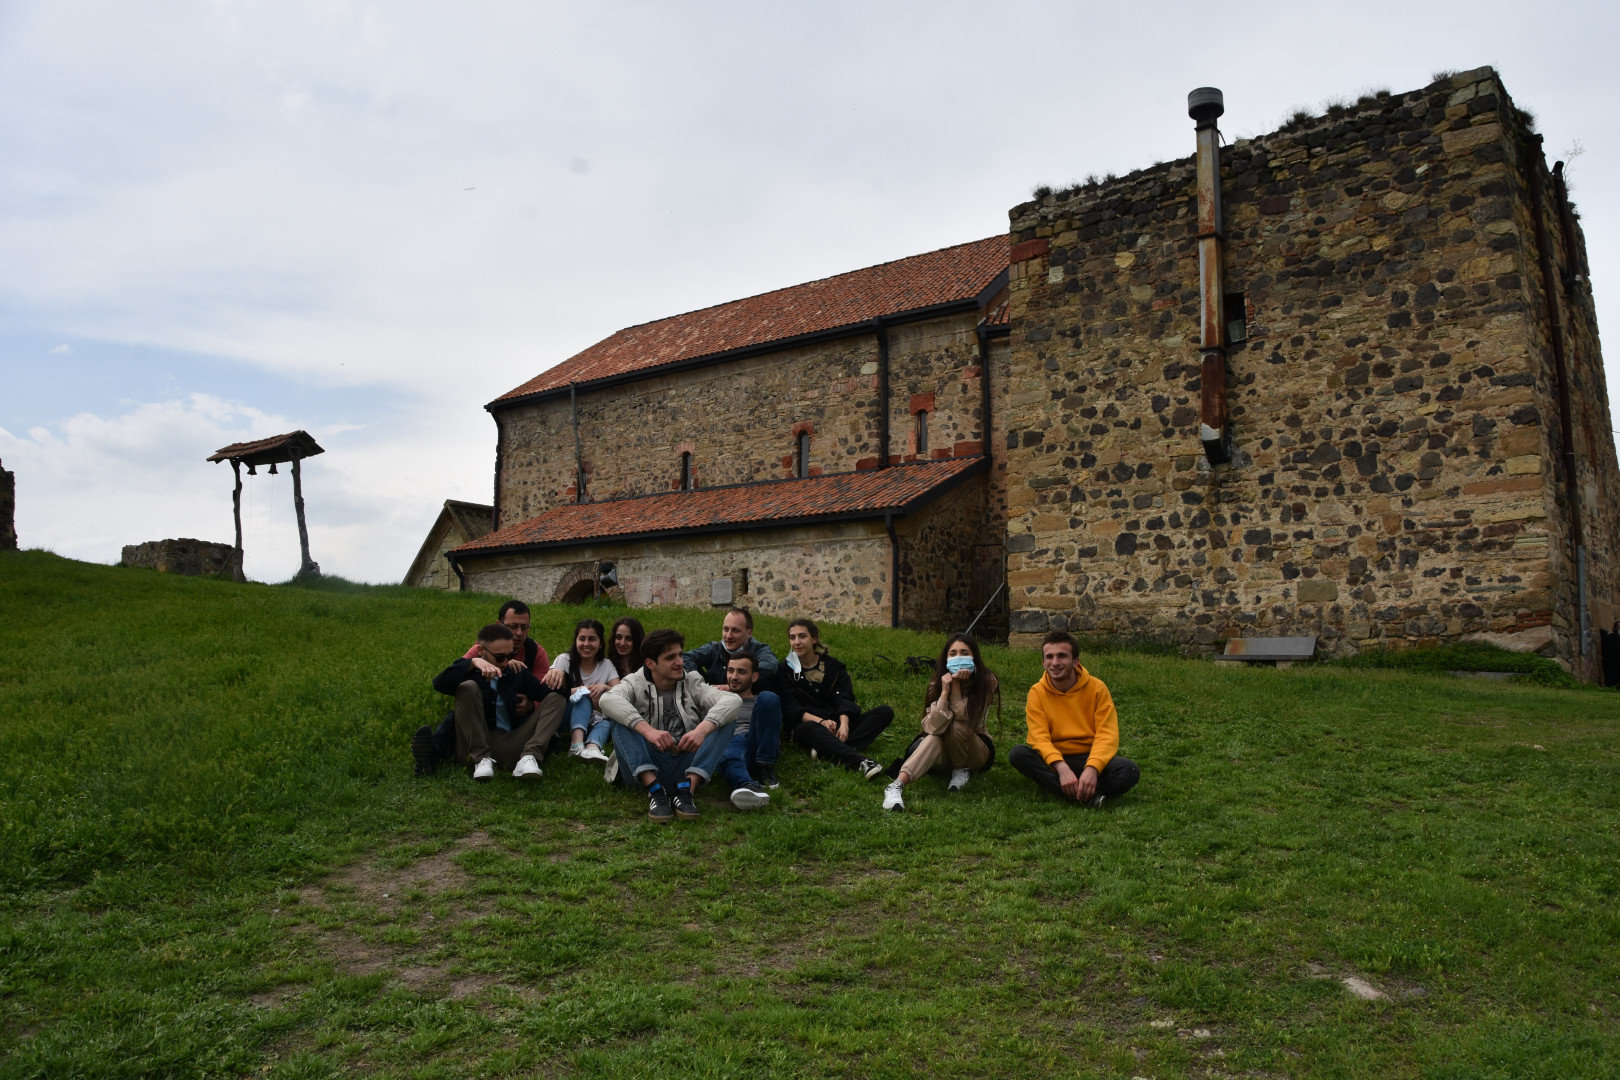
[778,617,892,779]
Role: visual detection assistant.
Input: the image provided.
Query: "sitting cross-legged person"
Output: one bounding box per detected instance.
[430,622,567,783]
[600,628,740,823]
[881,633,999,811]
[778,617,892,780]
[1008,631,1141,808]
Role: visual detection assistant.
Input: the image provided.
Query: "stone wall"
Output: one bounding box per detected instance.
[121,538,240,577]
[0,458,14,551]
[460,521,895,626]
[492,312,989,529]
[1002,67,1619,677]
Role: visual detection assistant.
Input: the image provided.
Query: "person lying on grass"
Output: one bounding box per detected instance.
[881,633,999,812]
[778,617,892,780]
[541,618,617,764]
[416,599,554,774]
[1008,630,1140,808]
[600,628,740,823]
[430,622,567,783]
[713,653,779,810]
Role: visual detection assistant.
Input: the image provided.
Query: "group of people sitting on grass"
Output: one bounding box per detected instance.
[414,602,1141,822]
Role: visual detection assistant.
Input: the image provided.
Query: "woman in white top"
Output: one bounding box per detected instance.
[542,618,618,763]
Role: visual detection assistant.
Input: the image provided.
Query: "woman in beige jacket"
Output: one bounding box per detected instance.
[882,633,999,811]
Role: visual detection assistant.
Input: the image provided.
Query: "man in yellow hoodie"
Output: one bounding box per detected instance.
[1009,631,1140,807]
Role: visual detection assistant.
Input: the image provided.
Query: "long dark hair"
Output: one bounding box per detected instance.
[565,618,607,687]
[787,617,829,658]
[609,616,645,678]
[925,633,1000,724]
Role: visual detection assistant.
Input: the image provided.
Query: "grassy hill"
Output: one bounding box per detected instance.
[0,550,1616,1079]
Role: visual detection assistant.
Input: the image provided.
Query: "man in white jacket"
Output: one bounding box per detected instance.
[600,627,740,823]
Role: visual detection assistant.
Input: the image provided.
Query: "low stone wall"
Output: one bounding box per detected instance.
[121,539,241,578]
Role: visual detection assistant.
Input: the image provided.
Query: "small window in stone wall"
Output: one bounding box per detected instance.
[739,567,749,594]
[796,431,810,479]
[680,451,693,491]
[1224,292,1248,344]
[916,410,928,456]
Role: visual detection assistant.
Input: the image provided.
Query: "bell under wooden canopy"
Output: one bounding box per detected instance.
[207,430,324,467]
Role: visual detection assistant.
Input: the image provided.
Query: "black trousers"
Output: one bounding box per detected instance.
[1008,744,1140,802]
[790,706,894,768]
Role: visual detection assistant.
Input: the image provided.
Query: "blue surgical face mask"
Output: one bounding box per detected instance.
[945,655,975,675]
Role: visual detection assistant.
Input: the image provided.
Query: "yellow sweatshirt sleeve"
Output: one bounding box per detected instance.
[1084,681,1120,773]
[1024,683,1065,767]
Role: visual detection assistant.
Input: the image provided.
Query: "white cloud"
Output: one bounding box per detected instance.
[1,394,489,582]
[48,343,70,353]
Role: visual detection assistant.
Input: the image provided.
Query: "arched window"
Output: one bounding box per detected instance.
[680,451,693,491]
[796,431,810,479]
[916,410,928,456]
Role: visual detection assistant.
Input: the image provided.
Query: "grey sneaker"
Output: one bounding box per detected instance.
[730,782,771,810]
[947,768,971,791]
[756,763,780,789]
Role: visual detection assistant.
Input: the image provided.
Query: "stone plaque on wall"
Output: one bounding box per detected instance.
[710,577,733,605]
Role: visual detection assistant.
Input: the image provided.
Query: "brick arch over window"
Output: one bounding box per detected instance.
[550,561,597,604]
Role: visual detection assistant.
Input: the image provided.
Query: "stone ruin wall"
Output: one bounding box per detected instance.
[121,538,240,577]
[1002,67,1619,674]
[492,312,991,530]
[0,458,15,551]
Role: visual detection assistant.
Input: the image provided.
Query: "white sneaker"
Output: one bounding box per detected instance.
[580,744,609,764]
[472,757,495,782]
[810,749,818,762]
[513,755,542,781]
[567,743,585,758]
[882,783,905,811]
[948,768,971,792]
[602,751,619,784]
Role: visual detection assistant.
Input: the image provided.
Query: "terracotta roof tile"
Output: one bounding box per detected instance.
[454,457,985,555]
[493,236,1008,404]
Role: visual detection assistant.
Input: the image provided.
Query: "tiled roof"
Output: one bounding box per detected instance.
[207,430,325,466]
[454,457,986,555]
[492,236,1008,405]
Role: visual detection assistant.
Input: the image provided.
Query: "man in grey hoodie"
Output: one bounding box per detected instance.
[601,628,740,824]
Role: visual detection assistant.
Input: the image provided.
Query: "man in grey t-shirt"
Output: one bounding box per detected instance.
[715,653,780,809]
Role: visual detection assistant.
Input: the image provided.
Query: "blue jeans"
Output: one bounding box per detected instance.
[568,696,614,749]
[718,691,781,790]
[613,723,732,789]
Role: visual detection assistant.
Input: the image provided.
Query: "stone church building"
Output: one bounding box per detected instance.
[451,67,1619,682]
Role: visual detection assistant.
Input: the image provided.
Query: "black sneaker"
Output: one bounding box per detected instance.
[647,786,674,824]
[411,725,437,776]
[730,782,770,810]
[856,758,885,780]
[1087,794,1107,810]
[672,783,700,821]
[756,763,780,789]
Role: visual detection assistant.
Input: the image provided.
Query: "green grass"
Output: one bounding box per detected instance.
[1333,641,1576,688]
[1,549,1618,1078]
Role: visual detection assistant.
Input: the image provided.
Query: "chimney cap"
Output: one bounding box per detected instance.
[1188,86,1225,125]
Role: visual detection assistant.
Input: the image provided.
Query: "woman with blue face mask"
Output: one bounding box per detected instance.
[882,633,1000,811]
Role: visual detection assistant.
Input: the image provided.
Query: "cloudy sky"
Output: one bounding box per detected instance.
[3,1,1617,582]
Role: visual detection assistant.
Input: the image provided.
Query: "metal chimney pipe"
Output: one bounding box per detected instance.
[1189,86,1232,465]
